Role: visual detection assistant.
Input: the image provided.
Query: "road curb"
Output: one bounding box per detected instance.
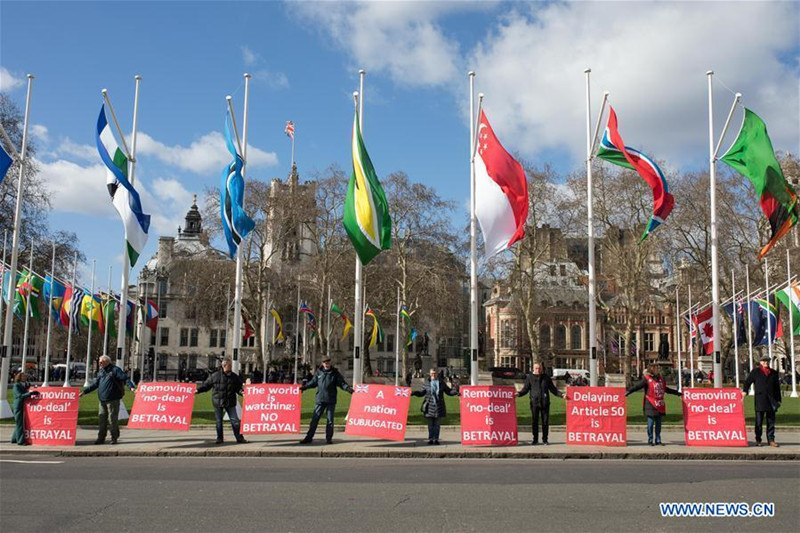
[2,447,798,461]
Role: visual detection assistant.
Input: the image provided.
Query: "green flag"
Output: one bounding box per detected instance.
[775,282,800,336]
[720,108,798,259]
[343,108,391,265]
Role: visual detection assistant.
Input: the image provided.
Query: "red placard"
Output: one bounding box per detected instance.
[241,384,301,434]
[460,386,518,446]
[128,382,196,431]
[566,386,626,446]
[24,387,80,446]
[682,388,747,447]
[345,384,411,441]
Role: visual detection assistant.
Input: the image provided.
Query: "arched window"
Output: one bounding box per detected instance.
[555,325,567,350]
[570,325,582,350]
[501,320,512,348]
[539,325,551,349]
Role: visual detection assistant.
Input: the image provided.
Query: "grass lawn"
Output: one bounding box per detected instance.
[5,389,800,427]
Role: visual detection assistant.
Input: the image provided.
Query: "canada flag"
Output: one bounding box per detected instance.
[692,306,714,355]
[474,110,529,257]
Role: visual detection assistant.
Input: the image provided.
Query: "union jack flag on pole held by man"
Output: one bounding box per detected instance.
[355,384,369,393]
[394,387,410,397]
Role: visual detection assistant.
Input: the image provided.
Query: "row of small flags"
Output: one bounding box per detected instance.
[685,283,800,354]
[352,385,410,396]
[1,266,157,337]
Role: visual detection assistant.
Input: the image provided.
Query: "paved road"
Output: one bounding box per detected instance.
[1,455,797,532]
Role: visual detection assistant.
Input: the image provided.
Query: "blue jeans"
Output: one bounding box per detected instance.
[306,402,336,442]
[214,404,243,441]
[647,414,663,443]
[427,417,441,441]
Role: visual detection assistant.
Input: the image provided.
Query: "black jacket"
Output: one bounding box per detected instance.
[743,367,782,412]
[626,375,680,417]
[82,364,135,402]
[196,370,243,408]
[412,377,458,418]
[518,373,562,407]
[301,366,352,405]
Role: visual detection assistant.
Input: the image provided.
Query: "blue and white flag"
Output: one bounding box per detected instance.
[220,112,255,258]
[0,141,12,184]
[96,104,150,266]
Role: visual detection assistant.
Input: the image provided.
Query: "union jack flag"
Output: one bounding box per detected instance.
[355,384,369,393]
[285,120,294,140]
[394,387,410,397]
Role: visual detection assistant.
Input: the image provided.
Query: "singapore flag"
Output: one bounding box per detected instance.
[474,109,529,257]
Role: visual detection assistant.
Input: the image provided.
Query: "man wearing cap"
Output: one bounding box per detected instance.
[742,355,782,447]
[299,357,353,444]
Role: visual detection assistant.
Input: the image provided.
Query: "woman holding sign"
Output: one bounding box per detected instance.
[412,368,459,445]
[626,365,681,446]
[11,372,40,445]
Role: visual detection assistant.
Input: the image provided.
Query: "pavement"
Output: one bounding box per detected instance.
[2,425,799,460]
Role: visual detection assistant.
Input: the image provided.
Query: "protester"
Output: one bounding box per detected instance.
[195,358,247,444]
[412,368,459,445]
[80,355,136,445]
[299,357,353,444]
[10,372,40,445]
[518,362,562,445]
[626,364,681,446]
[742,355,782,447]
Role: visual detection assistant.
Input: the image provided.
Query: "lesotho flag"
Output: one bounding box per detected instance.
[597,106,674,242]
[96,105,151,266]
[220,112,255,258]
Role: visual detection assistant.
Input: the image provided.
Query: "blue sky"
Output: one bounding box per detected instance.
[1,1,798,287]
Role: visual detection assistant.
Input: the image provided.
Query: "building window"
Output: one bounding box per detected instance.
[150,330,156,345]
[660,315,667,325]
[190,328,199,347]
[570,325,582,350]
[158,353,167,370]
[219,329,227,348]
[555,325,567,350]
[189,354,198,370]
[209,329,218,348]
[386,334,394,353]
[180,328,188,347]
[644,332,655,352]
[539,326,551,349]
[159,302,168,319]
[559,264,566,276]
[160,328,169,346]
[158,279,168,296]
[186,306,197,320]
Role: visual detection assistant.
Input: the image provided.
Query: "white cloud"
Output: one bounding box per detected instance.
[253,69,290,89]
[54,138,97,162]
[468,2,800,168]
[291,2,479,87]
[241,45,259,66]
[137,131,279,174]
[30,124,49,143]
[0,67,24,91]
[35,158,115,218]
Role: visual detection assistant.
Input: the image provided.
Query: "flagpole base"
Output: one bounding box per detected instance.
[791,390,799,398]
[0,399,12,419]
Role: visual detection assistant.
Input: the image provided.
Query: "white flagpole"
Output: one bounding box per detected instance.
[395,287,401,386]
[468,71,480,386]
[20,241,34,374]
[102,266,112,357]
[62,252,78,387]
[351,70,366,385]
[83,260,96,388]
[0,231,7,342]
[787,249,798,397]
[765,258,773,367]
[291,131,295,170]
[326,284,331,358]
[732,269,740,389]
[585,68,599,386]
[688,284,695,388]
[43,240,56,386]
[675,287,682,392]
[303,312,308,366]
[224,283,231,363]
[706,71,723,387]
[294,283,300,384]
[361,276,367,361]
[745,267,754,394]
[230,73,251,375]
[1,74,33,418]
[153,275,161,383]
[137,286,146,381]
[268,283,272,374]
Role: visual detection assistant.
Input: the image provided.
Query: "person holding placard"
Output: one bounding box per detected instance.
[11,372,40,445]
[412,367,460,445]
[299,357,353,444]
[742,355,782,447]
[195,359,247,444]
[518,362,562,445]
[80,355,136,445]
[626,365,681,446]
